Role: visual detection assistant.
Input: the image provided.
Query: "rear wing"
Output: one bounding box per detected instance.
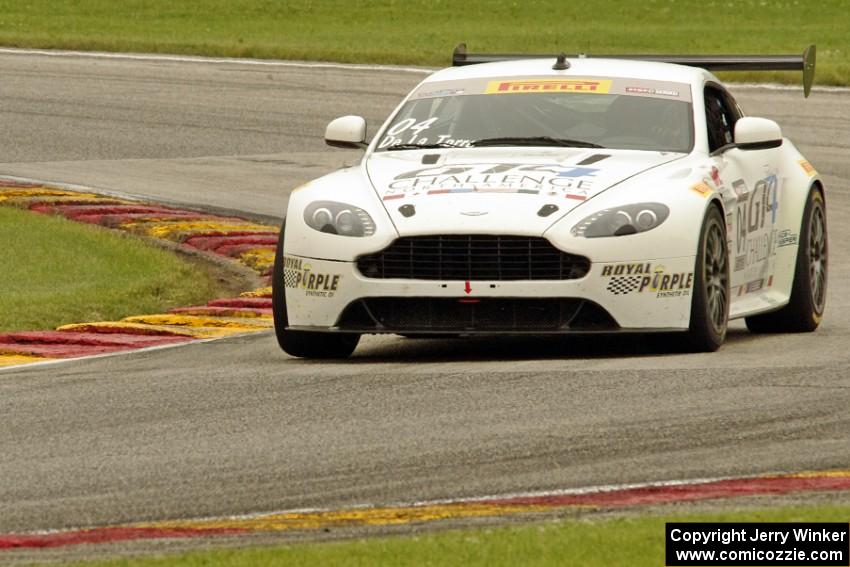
[452,43,817,97]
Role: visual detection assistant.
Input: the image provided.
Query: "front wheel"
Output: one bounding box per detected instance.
[272,221,360,359]
[683,205,730,352]
[746,187,827,333]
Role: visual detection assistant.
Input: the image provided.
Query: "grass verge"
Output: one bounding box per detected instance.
[0,1,848,85]
[0,206,236,332]
[67,504,850,567]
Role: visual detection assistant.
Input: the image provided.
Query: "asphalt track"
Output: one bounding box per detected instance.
[1,51,849,547]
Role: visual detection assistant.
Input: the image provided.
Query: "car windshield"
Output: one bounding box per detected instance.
[376,78,693,154]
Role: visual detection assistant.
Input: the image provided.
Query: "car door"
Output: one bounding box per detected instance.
[704,84,783,312]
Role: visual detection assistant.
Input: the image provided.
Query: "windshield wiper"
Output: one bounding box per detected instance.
[385,142,461,151]
[470,136,605,149]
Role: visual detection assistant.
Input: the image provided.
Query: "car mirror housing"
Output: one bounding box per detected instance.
[325,115,368,149]
[734,116,783,151]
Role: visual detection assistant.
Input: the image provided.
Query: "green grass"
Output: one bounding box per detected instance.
[0,206,234,332]
[69,504,850,567]
[0,1,848,85]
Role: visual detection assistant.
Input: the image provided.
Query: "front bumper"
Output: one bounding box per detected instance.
[283,253,697,334]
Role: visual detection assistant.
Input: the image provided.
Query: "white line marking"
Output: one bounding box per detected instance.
[0,173,148,203]
[9,469,808,535]
[0,173,283,224]
[203,474,741,522]
[0,47,435,74]
[410,475,735,506]
[0,330,273,374]
[730,82,850,94]
[2,47,850,93]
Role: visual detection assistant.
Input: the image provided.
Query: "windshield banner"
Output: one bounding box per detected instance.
[413,76,692,102]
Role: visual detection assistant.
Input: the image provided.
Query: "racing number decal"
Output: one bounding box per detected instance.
[378,117,439,149]
[734,175,778,273]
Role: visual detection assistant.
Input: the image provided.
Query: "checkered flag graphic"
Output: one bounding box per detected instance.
[606,276,642,295]
[283,268,300,288]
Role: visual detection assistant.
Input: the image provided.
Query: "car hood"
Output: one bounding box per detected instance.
[365,148,685,236]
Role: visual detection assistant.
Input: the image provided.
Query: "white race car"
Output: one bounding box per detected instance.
[272,44,826,358]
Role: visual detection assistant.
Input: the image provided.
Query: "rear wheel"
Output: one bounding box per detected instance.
[272,221,360,359]
[683,205,729,352]
[745,188,827,333]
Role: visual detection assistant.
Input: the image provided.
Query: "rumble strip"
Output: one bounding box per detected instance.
[1,470,848,549]
[0,180,281,369]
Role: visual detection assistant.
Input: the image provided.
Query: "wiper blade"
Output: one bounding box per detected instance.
[470,136,605,148]
[385,143,461,151]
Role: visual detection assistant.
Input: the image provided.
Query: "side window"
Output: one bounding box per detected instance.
[704,86,741,152]
[724,91,745,120]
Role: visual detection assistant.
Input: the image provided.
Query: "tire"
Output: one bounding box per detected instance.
[745,188,827,333]
[272,221,360,359]
[683,205,730,352]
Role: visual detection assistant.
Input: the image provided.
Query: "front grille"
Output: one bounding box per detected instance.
[336,298,618,333]
[356,235,590,281]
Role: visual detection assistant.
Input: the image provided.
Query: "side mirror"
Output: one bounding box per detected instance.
[734,117,783,151]
[325,115,367,149]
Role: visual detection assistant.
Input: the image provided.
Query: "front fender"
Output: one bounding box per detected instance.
[544,170,720,263]
[284,166,398,261]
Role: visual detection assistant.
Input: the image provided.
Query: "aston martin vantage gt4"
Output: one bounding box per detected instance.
[272,45,827,357]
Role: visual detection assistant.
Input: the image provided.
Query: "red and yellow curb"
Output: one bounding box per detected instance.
[0,181,281,369]
[2,470,849,550]
[0,355,45,368]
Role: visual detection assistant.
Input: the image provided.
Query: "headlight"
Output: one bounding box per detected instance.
[571,203,669,238]
[304,201,376,237]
